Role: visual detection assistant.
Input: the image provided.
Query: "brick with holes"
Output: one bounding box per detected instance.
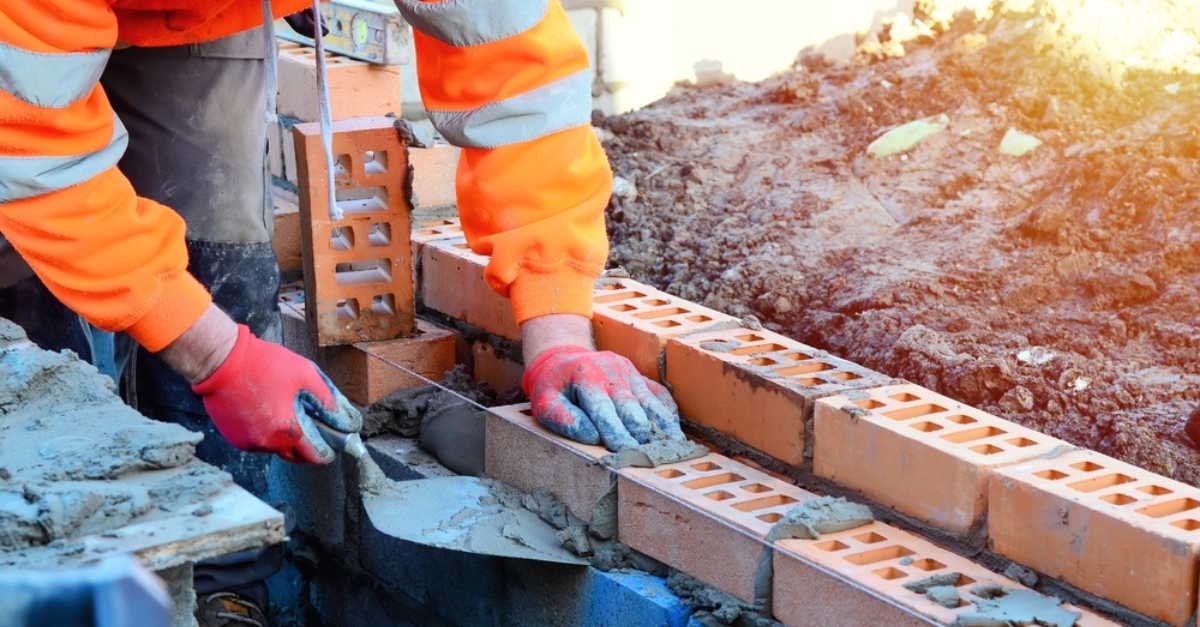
[294,116,416,346]
[420,237,521,341]
[484,403,613,524]
[990,449,1200,626]
[275,41,401,122]
[592,276,737,381]
[618,453,818,603]
[665,327,896,466]
[411,217,464,259]
[813,383,1070,536]
[773,520,1119,627]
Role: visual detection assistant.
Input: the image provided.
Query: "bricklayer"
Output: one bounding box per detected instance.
[665,326,895,466]
[990,448,1200,626]
[813,383,1070,536]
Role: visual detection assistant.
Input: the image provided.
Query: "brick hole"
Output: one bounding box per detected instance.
[691,462,721,472]
[1034,469,1068,480]
[334,258,392,286]
[969,444,1003,455]
[1006,437,1037,448]
[705,490,735,501]
[641,299,670,306]
[873,567,909,580]
[740,483,773,493]
[336,298,359,321]
[734,334,764,342]
[370,294,395,315]
[1171,519,1200,531]
[852,399,885,410]
[910,558,946,571]
[1070,461,1104,472]
[608,304,637,312]
[686,315,713,323]
[732,495,798,512]
[781,351,815,361]
[652,320,683,328]
[519,409,533,416]
[1067,473,1136,493]
[1100,493,1137,505]
[941,426,1006,444]
[954,575,976,588]
[816,540,850,552]
[595,291,645,304]
[418,219,456,228]
[363,150,388,175]
[890,393,920,402]
[656,468,685,479]
[334,154,352,179]
[330,227,355,251]
[1136,498,1200,518]
[368,223,391,247]
[774,362,833,376]
[853,532,887,544]
[335,186,388,214]
[844,545,915,565]
[747,358,778,367]
[828,371,862,381]
[910,421,943,433]
[757,513,784,523]
[682,473,744,489]
[883,404,947,421]
[795,379,821,387]
[731,343,787,356]
[452,242,470,250]
[945,414,977,425]
[1139,485,1173,496]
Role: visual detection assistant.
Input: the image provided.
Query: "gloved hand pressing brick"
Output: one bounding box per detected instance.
[522,345,685,450]
[191,324,361,464]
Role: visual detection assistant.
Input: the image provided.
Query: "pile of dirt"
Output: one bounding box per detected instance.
[601,0,1200,483]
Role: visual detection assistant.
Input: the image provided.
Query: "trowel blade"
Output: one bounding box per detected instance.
[360,475,588,565]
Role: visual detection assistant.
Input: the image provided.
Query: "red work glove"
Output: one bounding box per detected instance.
[191,325,362,464]
[522,345,685,450]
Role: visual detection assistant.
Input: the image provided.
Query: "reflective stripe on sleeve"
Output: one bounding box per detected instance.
[0,116,129,204]
[427,68,592,149]
[393,0,549,47]
[0,41,110,109]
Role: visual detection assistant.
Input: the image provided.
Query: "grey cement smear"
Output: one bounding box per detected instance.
[355,454,587,564]
[598,438,710,469]
[765,496,874,541]
[957,586,1081,627]
[0,320,242,567]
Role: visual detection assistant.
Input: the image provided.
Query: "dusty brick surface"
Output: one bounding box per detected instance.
[813,383,1070,536]
[273,193,302,273]
[276,41,401,122]
[990,448,1200,626]
[472,342,524,398]
[420,237,521,341]
[409,143,459,210]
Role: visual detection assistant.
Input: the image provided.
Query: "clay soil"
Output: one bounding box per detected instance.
[601,2,1200,484]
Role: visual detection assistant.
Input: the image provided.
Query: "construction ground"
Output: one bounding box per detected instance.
[3,0,1200,626]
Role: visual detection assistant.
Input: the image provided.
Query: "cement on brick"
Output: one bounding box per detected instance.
[764,496,874,542]
[959,586,1082,627]
[598,438,709,469]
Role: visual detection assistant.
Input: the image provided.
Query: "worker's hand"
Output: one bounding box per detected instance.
[522,345,685,450]
[191,324,361,464]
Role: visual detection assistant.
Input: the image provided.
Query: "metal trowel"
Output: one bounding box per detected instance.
[314,422,588,565]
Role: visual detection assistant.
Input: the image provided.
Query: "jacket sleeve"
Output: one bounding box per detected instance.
[396,0,613,323]
[0,0,212,352]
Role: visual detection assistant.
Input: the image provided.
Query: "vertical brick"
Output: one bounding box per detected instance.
[420,237,521,341]
[273,193,303,273]
[484,403,612,524]
[276,41,401,122]
[591,277,736,381]
[990,449,1200,626]
[408,143,459,210]
[294,116,416,346]
[618,453,817,603]
[773,521,1119,627]
[813,383,1069,536]
[665,327,895,466]
[472,341,524,397]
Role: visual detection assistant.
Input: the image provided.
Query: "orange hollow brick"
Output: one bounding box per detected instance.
[665,326,896,466]
[773,520,1119,627]
[591,276,736,381]
[990,449,1200,627]
[813,383,1070,536]
[618,453,818,603]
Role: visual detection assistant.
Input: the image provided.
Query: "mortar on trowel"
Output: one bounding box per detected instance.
[313,422,586,564]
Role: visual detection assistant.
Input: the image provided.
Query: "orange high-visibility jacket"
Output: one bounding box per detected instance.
[0,0,611,352]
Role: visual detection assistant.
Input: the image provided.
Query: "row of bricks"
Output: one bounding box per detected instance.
[484,403,1118,627]
[417,227,1200,625]
[284,124,1196,624]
